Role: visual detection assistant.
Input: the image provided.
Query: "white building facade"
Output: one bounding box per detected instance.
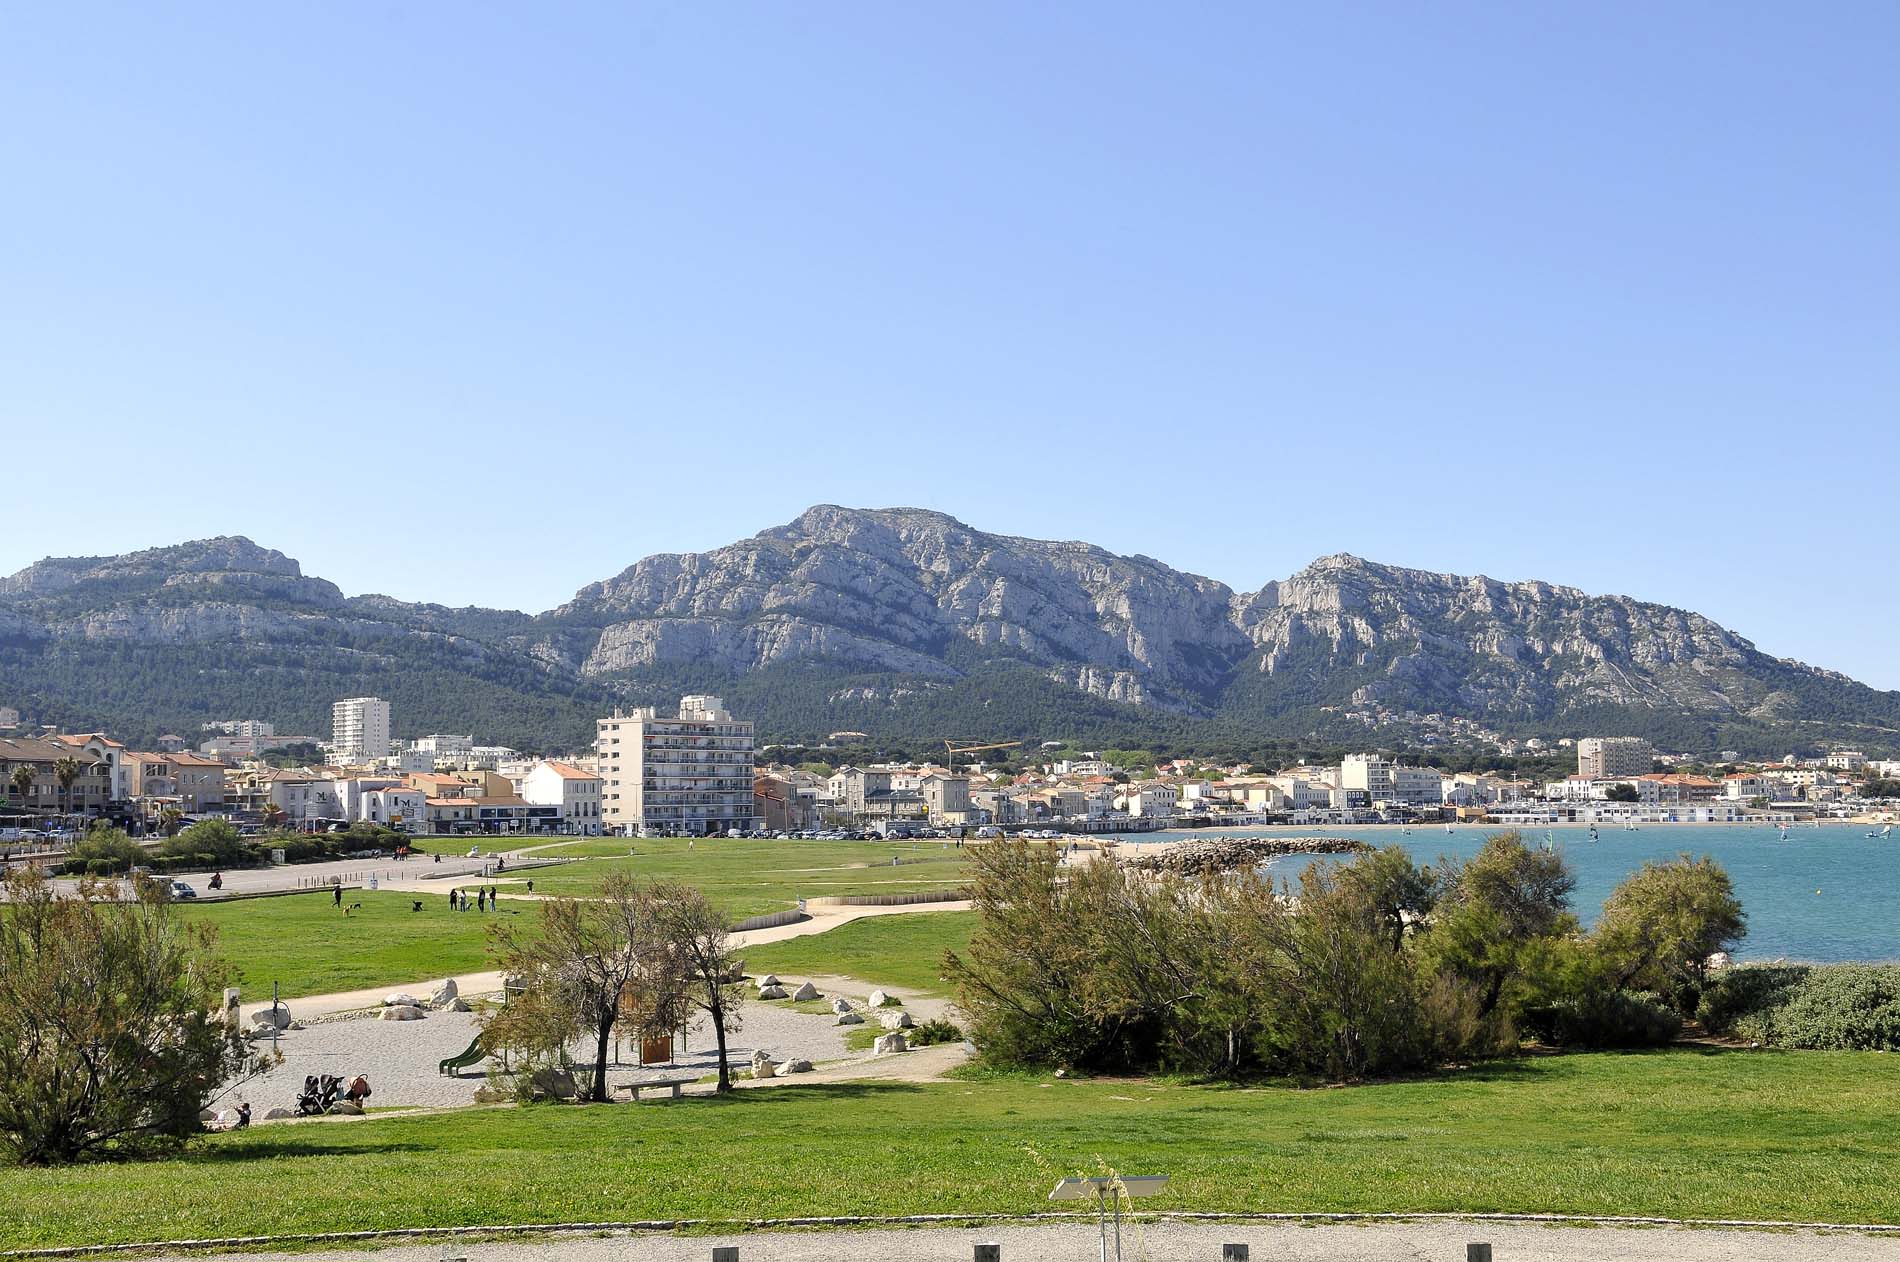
[331,697,392,762]
[596,696,756,836]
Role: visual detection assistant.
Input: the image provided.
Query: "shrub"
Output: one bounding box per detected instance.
[157,819,252,868]
[1523,988,1679,1049]
[1697,965,1809,1036]
[1722,965,1900,1050]
[0,867,267,1164]
[70,827,145,874]
[910,1019,963,1046]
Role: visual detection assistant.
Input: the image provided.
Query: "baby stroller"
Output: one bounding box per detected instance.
[295,1073,343,1116]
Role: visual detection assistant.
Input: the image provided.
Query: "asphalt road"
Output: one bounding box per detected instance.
[142,1219,1900,1262]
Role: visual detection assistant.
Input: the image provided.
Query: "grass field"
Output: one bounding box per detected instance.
[187,890,516,1001]
[744,910,976,995]
[1,1050,1896,1248]
[524,837,971,918]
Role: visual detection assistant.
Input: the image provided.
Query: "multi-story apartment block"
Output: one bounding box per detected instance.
[596,696,756,836]
[331,697,392,762]
[920,774,972,823]
[1577,737,1654,779]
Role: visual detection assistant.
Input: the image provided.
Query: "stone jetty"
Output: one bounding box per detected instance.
[1120,836,1369,875]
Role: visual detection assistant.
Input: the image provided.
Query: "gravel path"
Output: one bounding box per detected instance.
[146,1219,1900,1261]
[230,980,863,1114]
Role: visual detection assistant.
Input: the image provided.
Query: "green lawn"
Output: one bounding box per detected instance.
[745,910,976,995]
[2,1051,1897,1248]
[187,890,519,1001]
[525,837,971,918]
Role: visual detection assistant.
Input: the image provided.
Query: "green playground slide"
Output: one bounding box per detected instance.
[438,1034,489,1076]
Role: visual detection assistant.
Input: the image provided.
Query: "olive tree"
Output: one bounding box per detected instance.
[486,873,677,1102]
[649,882,746,1093]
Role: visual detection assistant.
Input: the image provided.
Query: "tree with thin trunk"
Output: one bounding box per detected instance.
[485,873,671,1102]
[650,881,746,1093]
[8,766,33,818]
[53,758,82,827]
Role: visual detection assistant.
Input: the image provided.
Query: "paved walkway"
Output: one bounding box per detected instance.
[282,900,970,1017]
[139,1219,1900,1261]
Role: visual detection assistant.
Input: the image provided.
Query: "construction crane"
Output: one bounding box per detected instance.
[944,739,1023,778]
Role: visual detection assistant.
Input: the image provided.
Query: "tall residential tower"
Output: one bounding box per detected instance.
[596,696,756,836]
[331,696,392,762]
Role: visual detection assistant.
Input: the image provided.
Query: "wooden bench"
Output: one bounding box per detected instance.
[616,1077,695,1102]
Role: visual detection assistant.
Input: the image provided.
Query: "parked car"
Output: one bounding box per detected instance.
[168,880,198,900]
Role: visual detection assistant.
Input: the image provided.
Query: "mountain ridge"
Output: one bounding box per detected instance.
[2,507,1894,755]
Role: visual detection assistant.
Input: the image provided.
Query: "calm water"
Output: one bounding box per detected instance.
[1136,824,1900,963]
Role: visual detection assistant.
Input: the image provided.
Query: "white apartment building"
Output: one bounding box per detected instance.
[520,760,604,834]
[1577,737,1653,779]
[1340,755,1442,805]
[1826,750,1868,771]
[1119,785,1179,817]
[596,696,756,836]
[1340,754,1397,800]
[412,734,474,763]
[331,697,392,761]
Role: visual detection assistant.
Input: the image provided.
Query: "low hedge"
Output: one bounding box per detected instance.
[1699,963,1900,1050]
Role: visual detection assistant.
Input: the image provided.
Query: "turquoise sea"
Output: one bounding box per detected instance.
[1135,823,1900,963]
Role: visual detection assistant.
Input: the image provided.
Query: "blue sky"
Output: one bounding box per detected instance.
[3,4,1897,687]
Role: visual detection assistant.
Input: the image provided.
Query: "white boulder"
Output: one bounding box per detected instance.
[756,974,781,988]
[428,979,459,1008]
[831,997,854,1014]
[758,984,789,1000]
[775,1058,814,1076]
[441,997,472,1013]
[247,1003,291,1029]
[880,1010,915,1030]
[379,1004,427,1021]
[383,992,424,1008]
[791,981,820,1001]
[835,1012,864,1026]
[750,1049,778,1080]
[868,989,894,1008]
[873,1032,908,1055]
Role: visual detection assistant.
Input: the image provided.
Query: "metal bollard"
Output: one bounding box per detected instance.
[712,1248,739,1262]
[1467,1245,1492,1262]
[974,1246,1001,1262]
[1223,1246,1249,1262]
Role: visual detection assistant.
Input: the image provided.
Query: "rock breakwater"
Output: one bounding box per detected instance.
[1120,836,1369,875]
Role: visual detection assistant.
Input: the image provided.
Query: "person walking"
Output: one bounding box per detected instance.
[333,884,342,908]
[476,888,486,912]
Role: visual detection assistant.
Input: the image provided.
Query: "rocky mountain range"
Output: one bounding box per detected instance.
[2,506,1896,755]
